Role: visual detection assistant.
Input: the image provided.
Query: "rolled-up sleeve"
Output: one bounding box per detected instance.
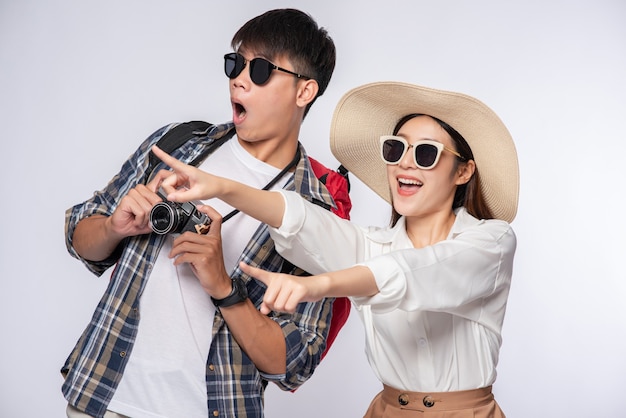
[270,190,367,273]
[64,124,171,276]
[258,296,333,390]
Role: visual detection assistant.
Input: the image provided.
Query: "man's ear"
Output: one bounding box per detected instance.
[296,79,319,108]
[456,159,476,186]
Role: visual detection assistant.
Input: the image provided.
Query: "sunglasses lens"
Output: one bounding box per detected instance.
[414,144,439,168]
[382,139,406,163]
[249,58,273,85]
[224,54,277,85]
[224,53,243,78]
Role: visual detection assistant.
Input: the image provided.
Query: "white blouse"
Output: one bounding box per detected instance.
[270,190,516,392]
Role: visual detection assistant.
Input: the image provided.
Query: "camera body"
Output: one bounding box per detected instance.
[149,190,211,235]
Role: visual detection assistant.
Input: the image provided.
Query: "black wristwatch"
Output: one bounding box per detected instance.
[211,277,248,308]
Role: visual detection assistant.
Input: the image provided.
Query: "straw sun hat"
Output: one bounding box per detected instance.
[330,81,519,223]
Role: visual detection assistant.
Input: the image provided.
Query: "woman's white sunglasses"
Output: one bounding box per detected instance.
[379,135,466,170]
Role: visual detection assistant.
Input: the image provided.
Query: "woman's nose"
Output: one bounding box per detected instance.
[399,144,415,168]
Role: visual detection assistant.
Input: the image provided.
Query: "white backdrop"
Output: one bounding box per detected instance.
[1,1,625,417]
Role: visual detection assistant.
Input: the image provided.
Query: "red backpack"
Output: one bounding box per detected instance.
[307,157,352,359]
[148,121,352,361]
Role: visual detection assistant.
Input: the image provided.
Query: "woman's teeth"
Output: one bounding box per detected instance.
[398,178,422,187]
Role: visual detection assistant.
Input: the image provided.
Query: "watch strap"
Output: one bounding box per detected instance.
[211,277,248,308]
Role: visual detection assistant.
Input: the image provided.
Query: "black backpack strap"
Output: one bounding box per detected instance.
[337,164,350,192]
[146,121,213,182]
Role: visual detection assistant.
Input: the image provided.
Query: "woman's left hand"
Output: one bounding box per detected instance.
[240,261,323,315]
[151,145,221,202]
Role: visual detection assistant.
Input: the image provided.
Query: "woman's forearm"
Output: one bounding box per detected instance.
[153,145,286,227]
[242,262,380,315]
[218,179,285,228]
[323,265,379,298]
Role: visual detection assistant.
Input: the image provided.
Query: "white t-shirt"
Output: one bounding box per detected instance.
[108,137,287,418]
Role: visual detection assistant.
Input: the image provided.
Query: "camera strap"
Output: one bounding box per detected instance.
[222,147,301,223]
[147,121,328,224]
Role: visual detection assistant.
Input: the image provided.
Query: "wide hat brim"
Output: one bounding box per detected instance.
[330,81,519,223]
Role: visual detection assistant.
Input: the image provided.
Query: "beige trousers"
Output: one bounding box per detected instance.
[363,385,505,418]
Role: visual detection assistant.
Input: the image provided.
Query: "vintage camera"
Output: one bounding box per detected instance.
[149,190,211,235]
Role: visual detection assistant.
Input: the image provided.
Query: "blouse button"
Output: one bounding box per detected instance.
[418,338,427,347]
[208,364,215,371]
[212,410,219,416]
[423,396,435,407]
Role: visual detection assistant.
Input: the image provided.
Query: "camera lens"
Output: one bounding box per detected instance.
[149,202,178,234]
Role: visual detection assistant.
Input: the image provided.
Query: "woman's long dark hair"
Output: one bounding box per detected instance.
[390,114,494,226]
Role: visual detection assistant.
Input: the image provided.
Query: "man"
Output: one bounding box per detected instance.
[62,8,349,417]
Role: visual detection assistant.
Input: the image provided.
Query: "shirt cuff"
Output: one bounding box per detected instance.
[352,256,407,313]
[272,190,306,239]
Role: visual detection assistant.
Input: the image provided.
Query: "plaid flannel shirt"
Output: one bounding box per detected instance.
[61,122,337,418]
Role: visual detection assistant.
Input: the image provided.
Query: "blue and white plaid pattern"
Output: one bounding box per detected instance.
[61,122,337,417]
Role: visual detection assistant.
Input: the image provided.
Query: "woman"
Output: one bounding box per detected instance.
[152,81,519,417]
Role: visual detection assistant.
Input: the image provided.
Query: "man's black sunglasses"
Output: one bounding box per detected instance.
[224,52,312,85]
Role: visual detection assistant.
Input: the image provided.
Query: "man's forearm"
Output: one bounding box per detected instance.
[220,300,287,374]
[73,215,124,262]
